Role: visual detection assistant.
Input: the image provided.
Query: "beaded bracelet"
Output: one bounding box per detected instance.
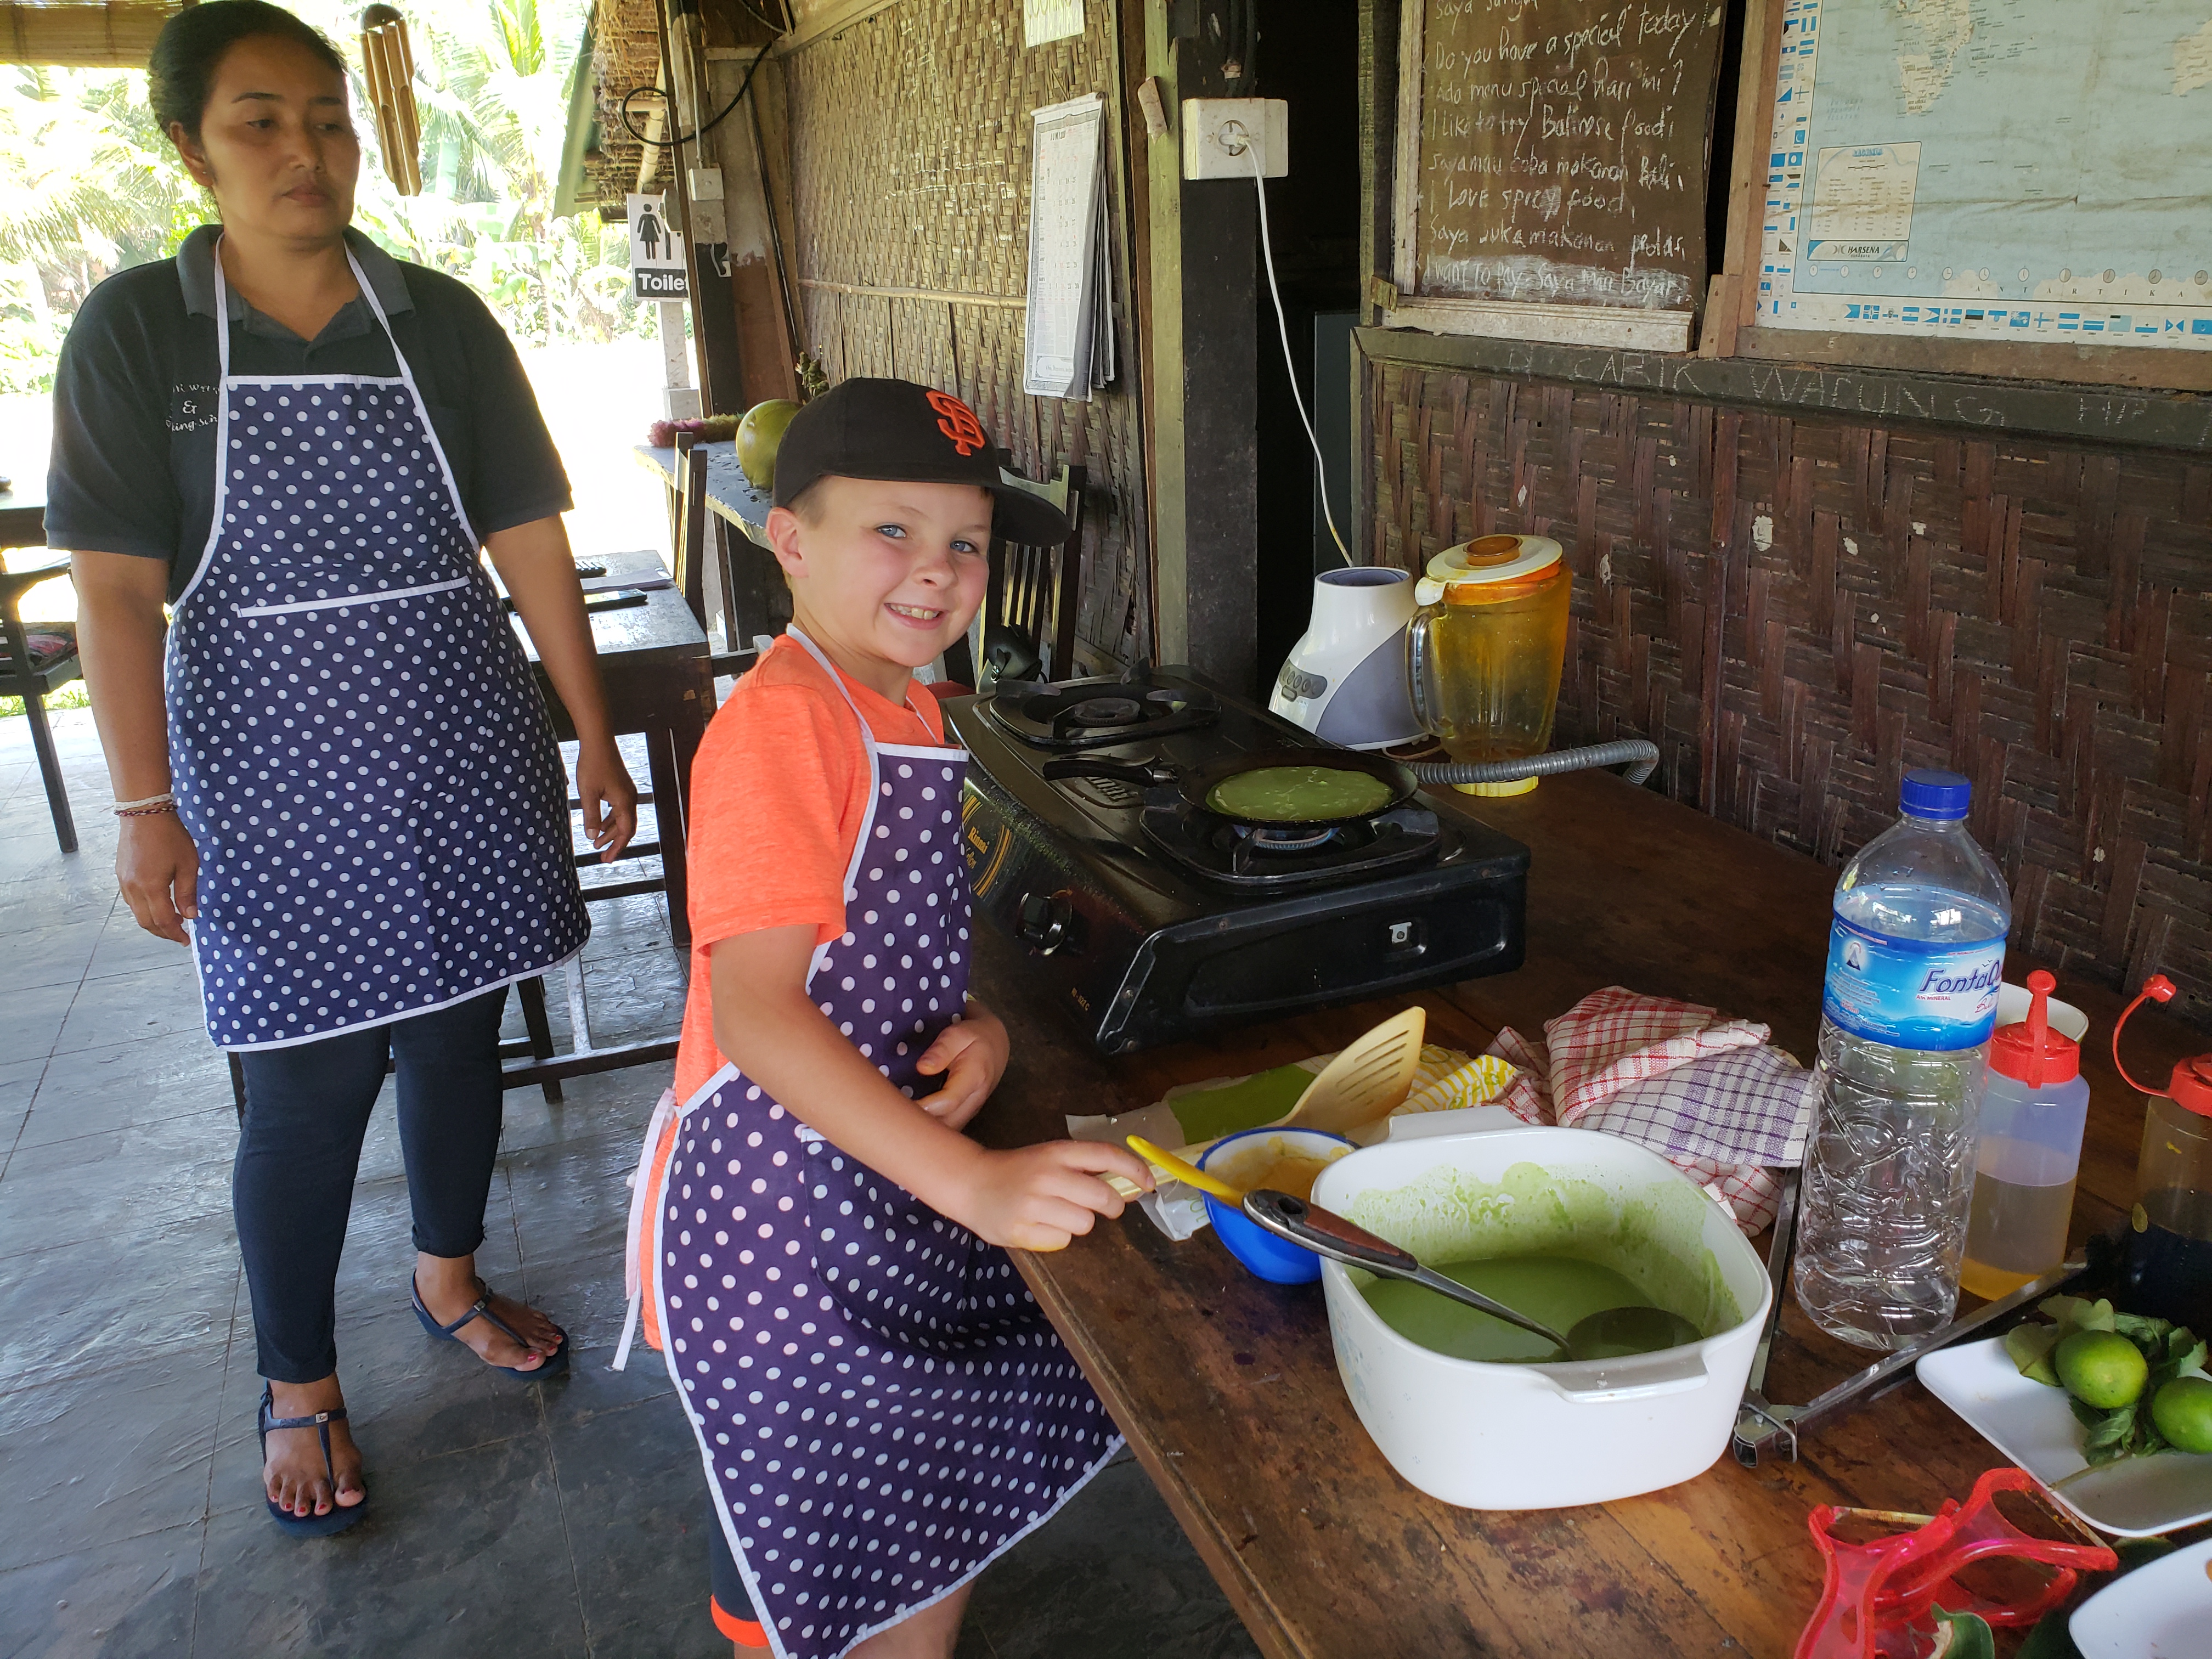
[113,793,178,817]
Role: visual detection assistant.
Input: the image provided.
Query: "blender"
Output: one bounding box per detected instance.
[1267,567,1424,750]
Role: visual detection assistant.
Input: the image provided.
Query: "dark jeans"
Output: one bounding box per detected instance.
[234,986,511,1383]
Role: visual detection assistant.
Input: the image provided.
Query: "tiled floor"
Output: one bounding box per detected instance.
[0,709,1257,1659]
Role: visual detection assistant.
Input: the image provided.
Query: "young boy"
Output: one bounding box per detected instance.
[624,379,1154,1659]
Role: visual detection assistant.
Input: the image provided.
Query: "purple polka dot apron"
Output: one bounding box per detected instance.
[166,244,586,1050]
[640,628,1119,1659]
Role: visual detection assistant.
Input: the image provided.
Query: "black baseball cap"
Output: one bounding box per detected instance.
[771,377,1073,546]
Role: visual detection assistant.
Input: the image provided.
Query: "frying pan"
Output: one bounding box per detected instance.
[1042,745,1419,831]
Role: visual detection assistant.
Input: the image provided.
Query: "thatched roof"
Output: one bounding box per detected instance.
[575,0,778,218]
[0,1,175,67]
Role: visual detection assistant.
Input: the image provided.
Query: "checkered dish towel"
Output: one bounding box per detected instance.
[1484,986,1818,1233]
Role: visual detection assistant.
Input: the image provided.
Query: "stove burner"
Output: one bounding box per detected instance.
[1065,695,1144,727]
[1242,824,1339,854]
[983,676,1221,751]
[1148,802,1446,890]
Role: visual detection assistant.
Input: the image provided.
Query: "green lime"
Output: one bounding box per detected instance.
[2152,1376,2212,1454]
[737,399,802,489]
[2055,1329,2150,1409]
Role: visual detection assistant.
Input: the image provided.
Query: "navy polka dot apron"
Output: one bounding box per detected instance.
[166,244,586,1051]
[647,629,1119,1659]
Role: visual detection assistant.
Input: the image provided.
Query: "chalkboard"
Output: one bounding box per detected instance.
[1390,0,1728,351]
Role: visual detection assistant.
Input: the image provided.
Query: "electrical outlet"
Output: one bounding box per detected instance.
[1181,98,1288,180]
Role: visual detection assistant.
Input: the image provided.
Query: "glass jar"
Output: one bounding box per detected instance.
[1406,535,1572,796]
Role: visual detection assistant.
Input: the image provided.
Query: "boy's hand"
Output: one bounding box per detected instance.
[951,1142,1154,1252]
[914,1002,1009,1131]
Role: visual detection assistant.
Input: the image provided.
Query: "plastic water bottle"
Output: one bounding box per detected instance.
[1794,771,2012,1351]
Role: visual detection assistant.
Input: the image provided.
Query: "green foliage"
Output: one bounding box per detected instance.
[0,0,649,392]
[1928,1606,1997,1659]
[0,684,91,720]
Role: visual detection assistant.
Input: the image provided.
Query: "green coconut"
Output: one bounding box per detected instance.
[737,399,802,489]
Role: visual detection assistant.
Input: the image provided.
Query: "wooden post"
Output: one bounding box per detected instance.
[656,0,745,414]
[703,43,802,407]
[1142,0,1259,695]
[1353,0,1401,568]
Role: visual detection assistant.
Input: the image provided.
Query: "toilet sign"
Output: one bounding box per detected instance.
[627,192,687,300]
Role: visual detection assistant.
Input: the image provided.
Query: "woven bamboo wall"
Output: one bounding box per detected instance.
[775,0,1149,668]
[1370,360,2212,1031]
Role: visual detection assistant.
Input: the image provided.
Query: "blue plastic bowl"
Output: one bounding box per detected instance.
[1199,1128,1357,1285]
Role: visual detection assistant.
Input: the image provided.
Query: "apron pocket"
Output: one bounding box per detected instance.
[236,574,470,619]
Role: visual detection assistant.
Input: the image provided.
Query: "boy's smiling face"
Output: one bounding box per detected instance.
[765,475,994,700]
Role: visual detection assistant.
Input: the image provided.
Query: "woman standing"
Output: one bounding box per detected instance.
[49,1,636,1535]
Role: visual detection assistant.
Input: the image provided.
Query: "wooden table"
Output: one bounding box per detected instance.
[504,546,711,1090]
[0,474,43,551]
[635,439,771,546]
[963,769,2209,1658]
[514,545,713,947]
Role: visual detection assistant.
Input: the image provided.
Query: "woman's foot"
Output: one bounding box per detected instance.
[263,1374,366,1520]
[413,1255,566,1372]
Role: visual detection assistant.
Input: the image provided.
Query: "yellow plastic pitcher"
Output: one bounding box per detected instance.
[1406,534,1572,795]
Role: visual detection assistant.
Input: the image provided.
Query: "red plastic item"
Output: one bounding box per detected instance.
[1793,1468,2118,1659]
[2112,974,2212,1117]
[1988,969,2080,1087]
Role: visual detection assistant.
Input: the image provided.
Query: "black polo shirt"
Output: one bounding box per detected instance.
[46,224,572,598]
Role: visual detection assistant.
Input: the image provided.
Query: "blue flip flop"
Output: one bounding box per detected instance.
[257,1385,368,1537]
[410,1274,571,1379]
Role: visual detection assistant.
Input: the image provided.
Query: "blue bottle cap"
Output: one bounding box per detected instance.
[1899,769,1972,820]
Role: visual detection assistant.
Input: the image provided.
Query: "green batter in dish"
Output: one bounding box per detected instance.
[1206,765,1395,822]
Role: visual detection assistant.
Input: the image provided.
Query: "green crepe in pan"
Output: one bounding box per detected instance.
[1206,765,1395,823]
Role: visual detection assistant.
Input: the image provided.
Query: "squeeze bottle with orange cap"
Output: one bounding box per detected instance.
[2113,975,2212,1334]
[1958,970,2090,1300]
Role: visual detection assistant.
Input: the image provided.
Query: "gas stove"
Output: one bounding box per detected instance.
[950,667,1528,1053]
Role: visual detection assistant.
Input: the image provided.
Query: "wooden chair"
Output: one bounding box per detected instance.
[970,463,1086,690]
[671,433,758,681]
[1,557,81,853]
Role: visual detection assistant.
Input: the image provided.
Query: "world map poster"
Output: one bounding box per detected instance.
[1756,0,2212,352]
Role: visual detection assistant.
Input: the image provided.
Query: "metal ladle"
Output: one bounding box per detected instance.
[1242,1190,1705,1362]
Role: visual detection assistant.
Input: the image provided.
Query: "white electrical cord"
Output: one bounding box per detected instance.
[1225,119,1352,566]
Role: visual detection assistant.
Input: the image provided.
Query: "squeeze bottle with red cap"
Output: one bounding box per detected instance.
[1959,971,2090,1300]
[2113,975,2212,1334]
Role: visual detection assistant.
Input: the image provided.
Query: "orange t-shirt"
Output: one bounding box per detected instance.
[672,634,951,1101]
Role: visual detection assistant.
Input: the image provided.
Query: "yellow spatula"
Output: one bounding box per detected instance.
[1272,1006,1427,1135]
[1125,1135,1245,1204]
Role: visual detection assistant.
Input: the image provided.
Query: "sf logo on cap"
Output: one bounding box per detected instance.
[926,390,986,458]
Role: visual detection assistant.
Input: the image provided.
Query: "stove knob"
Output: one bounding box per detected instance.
[1015,891,1075,953]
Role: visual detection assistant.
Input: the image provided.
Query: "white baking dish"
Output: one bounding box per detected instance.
[1310,1125,1772,1510]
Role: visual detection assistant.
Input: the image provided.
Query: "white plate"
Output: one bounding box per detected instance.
[1915,1337,2212,1537]
[2069,1537,2212,1657]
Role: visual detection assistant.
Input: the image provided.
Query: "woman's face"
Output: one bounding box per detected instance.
[170,33,359,242]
